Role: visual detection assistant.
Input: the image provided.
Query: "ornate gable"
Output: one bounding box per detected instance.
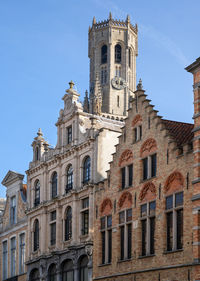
[1,170,24,187]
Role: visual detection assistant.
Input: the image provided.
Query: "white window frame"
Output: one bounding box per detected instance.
[80,197,89,236]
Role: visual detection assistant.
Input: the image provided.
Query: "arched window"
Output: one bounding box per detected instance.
[79,256,88,281]
[33,219,39,251]
[51,172,57,198]
[62,260,74,281]
[66,165,73,193]
[30,268,40,281]
[83,157,91,184]
[35,146,39,161]
[34,180,40,207]
[115,44,121,63]
[101,45,107,64]
[65,207,72,241]
[48,264,57,281]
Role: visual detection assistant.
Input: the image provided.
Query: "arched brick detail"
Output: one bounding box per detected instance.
[140,138,157,157]
[164,171,184,193]
[132,114,142,127]
[118,191,132,209]
[100,198,112,216]
[139,182,156,201]
[118,149,133,167]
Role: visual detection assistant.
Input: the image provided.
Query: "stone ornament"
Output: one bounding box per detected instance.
[85,245,93,256]
[118,191,132,208]
[139,182,156,201]
[119,149,133,167]
[132,114,142,127]
[140,138,157,157]
[164,171,184,192]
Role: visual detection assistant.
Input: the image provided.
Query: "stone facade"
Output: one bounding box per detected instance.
[0,171,27,281]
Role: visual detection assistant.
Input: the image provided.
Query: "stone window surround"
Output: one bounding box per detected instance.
[80,197,89,236]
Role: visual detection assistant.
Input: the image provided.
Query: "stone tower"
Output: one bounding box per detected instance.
[88,13,138,117]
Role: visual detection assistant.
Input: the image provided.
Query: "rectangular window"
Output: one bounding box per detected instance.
[151,154,157,177]
[19,233,25,274]
[127,223,132,259]
[2,241,8,280]
[120,225,125,260]
[50,211,56,246]
[141,201,156,256]
[67,126,72,144]
[133,126,142,143]
[128,164,133,187]
[143,154,157,181]
[166,192,183,251]
[10,237,16,277]
[143,158,148,180]
[10,196,16,225]
[81,198,89,235]
[101,215,112,264]
[121,167,125,189]
[119,209,132,260]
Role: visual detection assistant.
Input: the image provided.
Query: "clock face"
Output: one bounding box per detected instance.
[111,76,127,90]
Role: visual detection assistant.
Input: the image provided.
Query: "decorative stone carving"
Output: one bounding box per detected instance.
[132,114,142,127]
[118,191,132,208]
[140,138,157,156]
[100,198,112,214]
[164,171,184,192]
[139,182,156,201]
[119,149,133,167]
[85,245,93,256]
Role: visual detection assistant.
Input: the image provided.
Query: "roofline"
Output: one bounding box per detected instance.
[185,57,200,73]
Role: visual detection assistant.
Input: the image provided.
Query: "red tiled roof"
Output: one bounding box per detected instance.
[161,119,194,146]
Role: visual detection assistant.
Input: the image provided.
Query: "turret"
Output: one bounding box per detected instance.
[31,128,49,162]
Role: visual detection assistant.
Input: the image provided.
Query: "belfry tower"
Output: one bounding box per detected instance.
[88,13,138,117]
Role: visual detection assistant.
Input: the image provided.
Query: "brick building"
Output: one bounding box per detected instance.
[92,58,200,281]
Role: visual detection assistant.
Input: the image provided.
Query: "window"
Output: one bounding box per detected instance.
[19,233,25,274]
[66,165,73,193]
[34,180,40,207]
[48,264,57,281]
[121,164,133,189]
[2,241,8,280]
[133,125,142,142]
[67,126,72,144]
[140,201,156,256]
[10,196,16,225]
[101,45,107,64]
[128,48,131,68]
[50,211,56,246]
[142,154,157,181]
[51,172,57,199]
[33,219,39,251]
[115,44,121,63]
[30,269,40,281]
[81,198,89,235]
[62,260,74,281]
[119,209,132,260]
[10,237,16,277]
[100,215,112,264]
[35,146,39,161]
[166,192,183,251]
[79,256,88,281]
[101,67,107,84]
[65,207,72,241]
[83,157,91,184]
[115,66,121,77]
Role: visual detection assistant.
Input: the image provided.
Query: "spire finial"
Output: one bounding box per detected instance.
[126,14,130,23]
[93,16,96,25]
[37,128,43,136]
[137,78,143,90]
[69,80,75,89]
[109,12,112,20]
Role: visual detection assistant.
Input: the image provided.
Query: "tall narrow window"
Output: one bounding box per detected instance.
[51,172,57,199]
[65,207,72,241]
[67,126,72,144]
[48,264,57,281]
[101,45,107,64]
[83,156,91,184]
[33,219,39,251]
[62,260,74,281]
[142,154,157,181]
[133,125,142,143]
[35,146,39,161]
[119,209,132,260]
[2,241,8,280]
[115,44,121,63]
[81,198,89,235]
[166,192,183,251]
[79,256,88,281]
[121,167,125,189]
[100,215,112,264]
[66,165,73,193]
[140,201,156,256]
[10,237,16,277]
[34,180,40,207]
[50,211,56,246]
[121,165,133,189]
[19,233,25,274]
[10,196,16,225]
[128,48,131,68]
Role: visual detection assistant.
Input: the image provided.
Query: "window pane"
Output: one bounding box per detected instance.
[120,226,124,260]
[100,217,105,230]
[167,212,173,251]
[143,158,148,180]
[149,201,156,216]
[119,211,125,224]
[108,229,112,263]
[101,45,107,64]
[139,125,142,139]
[128,164,133,187]
[3,241,8,280]
[166,195,173,210]
[115,44,121,63]
[51,211,56,221]
[50,223,56,245]
[107,215,112,228]
[175,192,183,207]
[141,204,147,217]
[151,154,157,177]
[121,167,125,189]
[82,210,89,235]
[126,209,132,222]
[127,223,132,259]
[19,233,25,274]
[177,209,183,249]
[67,126,72,144]
[150,217,155,254]
[142,219,147,256]
[82,198,89,209]
[101,232,105,264]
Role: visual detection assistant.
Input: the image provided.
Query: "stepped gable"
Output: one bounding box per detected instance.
[162,119,194,147]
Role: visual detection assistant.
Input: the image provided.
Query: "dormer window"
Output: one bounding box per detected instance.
[10,196,16,225]
[67,126,72,144]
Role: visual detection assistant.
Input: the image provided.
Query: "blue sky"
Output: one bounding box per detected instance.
[0,0,199,197]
